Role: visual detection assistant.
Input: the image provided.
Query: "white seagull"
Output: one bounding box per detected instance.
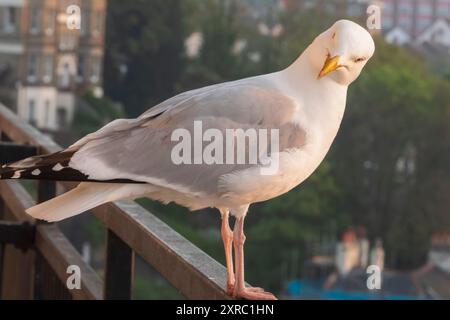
[1,20,375,300]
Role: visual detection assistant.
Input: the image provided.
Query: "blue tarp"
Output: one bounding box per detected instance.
[286,280,423,300]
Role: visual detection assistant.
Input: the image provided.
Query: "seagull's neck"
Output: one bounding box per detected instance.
[282,45,347,97]
[277,44,347,110]
[274,44,349,142]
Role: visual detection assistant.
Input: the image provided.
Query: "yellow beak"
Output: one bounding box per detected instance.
[318,55,341,79]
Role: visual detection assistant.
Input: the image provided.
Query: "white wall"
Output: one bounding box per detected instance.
[17,85,75,131]
[56,91,75,126]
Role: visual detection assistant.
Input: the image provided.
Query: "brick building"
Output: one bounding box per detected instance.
[0,0,106,132]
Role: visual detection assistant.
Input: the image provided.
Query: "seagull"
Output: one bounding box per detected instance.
[0,20,374,300]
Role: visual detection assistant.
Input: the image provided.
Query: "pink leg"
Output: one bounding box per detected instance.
[220,209,235,295]
[232,214,277,300]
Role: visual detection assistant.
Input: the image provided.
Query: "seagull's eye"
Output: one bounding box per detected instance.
[353,57,367,63]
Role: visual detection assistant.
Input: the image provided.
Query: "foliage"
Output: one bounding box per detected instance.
[103,0,192,117]
[332,38,450,269]
[134,273,183,300]
[72,91,125,138]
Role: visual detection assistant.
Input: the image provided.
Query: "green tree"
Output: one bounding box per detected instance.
[103,0,193,116]
[332,38,450,269]
[73,92,125,138]
[177,0,260,90]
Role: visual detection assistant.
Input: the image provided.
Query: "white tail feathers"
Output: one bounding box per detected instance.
[26,182,152,222]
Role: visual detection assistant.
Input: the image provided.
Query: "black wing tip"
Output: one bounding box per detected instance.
[0,150,147,184]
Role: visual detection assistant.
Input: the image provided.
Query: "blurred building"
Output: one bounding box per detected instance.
[0,0,106,132]
[335,227,377,276]
[280,0,376,17]
[382,0,450,37]
[279,0,450,53]
[290,228,450,299]
[428,233,450,273]
[378,0,450,54]
[281,0,450,28]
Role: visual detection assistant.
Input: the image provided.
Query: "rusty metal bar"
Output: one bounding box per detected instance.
[0,205,35,299]
[0,142,37,164]
[34,250,72,300]
[94,201,231,299]
[35,224,103,300]
[0,221,35,251]
[0,180,103,300]
[104,230,134,299]
[34,150,60,299]
[0,198,4,297]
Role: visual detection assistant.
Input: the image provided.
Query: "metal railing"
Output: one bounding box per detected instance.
[0,103,231,300]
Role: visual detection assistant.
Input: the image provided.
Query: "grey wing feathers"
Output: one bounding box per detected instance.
[67,82,305,194]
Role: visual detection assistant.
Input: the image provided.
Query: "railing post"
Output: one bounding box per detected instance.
[33,250,72,300]
[0,136,36,299]
[0,207,34,299]
[104,229,134,299]
[0,198,4,297]
[38,181,56,204]
[0,120,4,291]
[34,178,69,299]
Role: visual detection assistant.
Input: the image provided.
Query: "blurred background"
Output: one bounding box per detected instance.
[1,0,450,299]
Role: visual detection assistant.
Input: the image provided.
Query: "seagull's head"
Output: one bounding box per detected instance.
[311,20,375,86]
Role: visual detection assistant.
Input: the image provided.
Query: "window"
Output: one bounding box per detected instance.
[347,4,362,17]
[398,1,413,15]
[76,54,85,82]
[28,99,36,125]
[417,3,433,16]
[44,99,50,127]
[383,2,395,14]
[383,16,394,30]
[59,62,71,88]
[437,0,450,17]
[57,107,68,128]
[30,7,40,34]
[27,54,38,82]
[81,9,89,36]
[46,10,56,35]
[93,11,103,35]
[43,55,53,83]
[3,7,17,33]
[90,57,101,83]
[60,32,76,50]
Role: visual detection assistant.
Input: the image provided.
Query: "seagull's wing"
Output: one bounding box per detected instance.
[69,81,306,195]
[3,81,306,199]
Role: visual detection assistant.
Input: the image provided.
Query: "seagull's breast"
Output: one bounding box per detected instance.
[221,83,347,205]
[215,118,343,207]
[288,89,347,177]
